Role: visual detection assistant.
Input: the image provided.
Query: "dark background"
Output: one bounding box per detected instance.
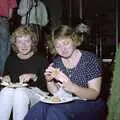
[11,0,119,60]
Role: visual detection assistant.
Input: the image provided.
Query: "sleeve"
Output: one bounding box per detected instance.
[36,56,48,91]
[85,54,102,81]
[9,0,17,8]
[17,0,33,16]
[2,56,10,76]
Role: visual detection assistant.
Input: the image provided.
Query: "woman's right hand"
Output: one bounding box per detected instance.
[44,72,53,82]
[44,64,55,82]
[2,75,11,83]
[19,73,37,83]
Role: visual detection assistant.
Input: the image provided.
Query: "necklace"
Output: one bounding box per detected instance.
[62,49,81,69]
[62,49,81,78]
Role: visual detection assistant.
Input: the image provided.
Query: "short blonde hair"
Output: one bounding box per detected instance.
[11,25,38,53]
[47,25,82,55]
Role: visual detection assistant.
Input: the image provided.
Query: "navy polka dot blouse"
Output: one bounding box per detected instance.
[52,51,102,88]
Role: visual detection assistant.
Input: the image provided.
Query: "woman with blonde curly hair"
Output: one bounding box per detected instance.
[11,25,38,53]
[0,25,48,120]
[24,25,105,120]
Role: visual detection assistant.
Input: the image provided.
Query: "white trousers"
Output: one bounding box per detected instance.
[0,87,42,120]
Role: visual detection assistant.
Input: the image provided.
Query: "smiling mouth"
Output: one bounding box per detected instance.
[21,49,28,51]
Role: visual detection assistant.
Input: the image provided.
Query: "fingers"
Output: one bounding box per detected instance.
[49,63,54,67]
[57,82,63,87]
[44,68,60,82]
[0,76,3,80]
[2,76,11,83]
[45,65,67,83]
[44,72,53,82]
[44,64,56,81]
[19,73,36,83]
[32,75,38,82]
[46,66,55,73]
[45,63,69,83]
[19,75,24,83]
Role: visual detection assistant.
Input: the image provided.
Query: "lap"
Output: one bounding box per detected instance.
[24,98,104,120]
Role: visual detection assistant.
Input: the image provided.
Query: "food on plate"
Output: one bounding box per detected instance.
[0,82,28,87]
[50,96,61,102]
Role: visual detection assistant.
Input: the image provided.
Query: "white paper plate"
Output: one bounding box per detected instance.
[0,82,28,88]
[39,95,85,104]
[40,96,70,104]
[30,89,87,104]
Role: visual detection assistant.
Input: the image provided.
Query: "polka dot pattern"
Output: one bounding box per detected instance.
[52,51,102,88]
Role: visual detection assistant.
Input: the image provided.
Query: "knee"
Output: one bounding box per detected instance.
[0,87,14,97]
[14,88,29,104]
[14,88,27,96]
[0,88,14,105]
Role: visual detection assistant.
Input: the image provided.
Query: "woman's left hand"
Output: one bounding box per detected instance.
[53,70,74,92]
[52,69,68,83]
[60,77,74,92]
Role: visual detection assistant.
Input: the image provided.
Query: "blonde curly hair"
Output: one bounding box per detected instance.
[11,25,38,53]
[47,25,82,55]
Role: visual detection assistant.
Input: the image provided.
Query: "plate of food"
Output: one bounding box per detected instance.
[40,95,68,104]
[0,81,28,88]
[39,95,82,104]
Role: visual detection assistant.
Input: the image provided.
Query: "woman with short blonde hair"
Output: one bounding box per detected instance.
[0,25,48,120]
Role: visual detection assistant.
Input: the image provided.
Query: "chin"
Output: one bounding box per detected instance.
[61,54,71,58]
[20,52,29,55]
[20,50,30,54]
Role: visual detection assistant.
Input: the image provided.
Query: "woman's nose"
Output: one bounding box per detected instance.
[22,42,27,47]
